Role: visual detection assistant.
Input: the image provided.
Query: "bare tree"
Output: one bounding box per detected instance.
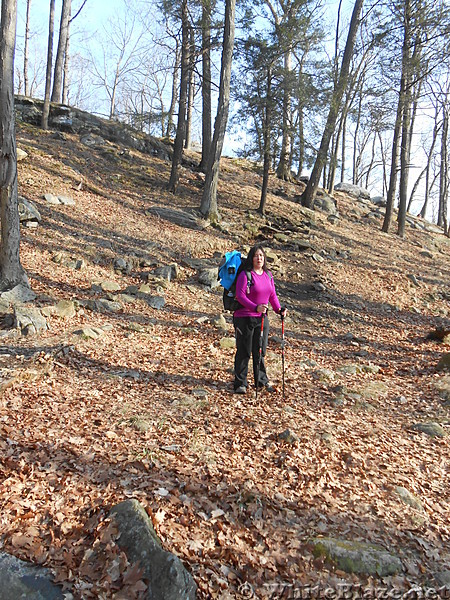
[41,0,56,129]
[200,0,236,220]
[51,0,71,102]
[88,12,146,119]
[0,0,28,291]
[199,0,213,171]
[301,0,364,209]
[166,38,181,138]
[168,0,190,193]
[23,0,31,96]
[438,94,449,231]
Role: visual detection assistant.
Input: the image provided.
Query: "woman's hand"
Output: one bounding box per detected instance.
[256,304,268,314]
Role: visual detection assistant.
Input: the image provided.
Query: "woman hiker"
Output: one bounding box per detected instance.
[233,244,286,394]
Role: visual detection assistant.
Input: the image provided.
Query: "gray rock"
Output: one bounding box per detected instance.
[94,280,122,293]
[394,486,423,510]
[213,315,228,331]
[57,195,76,206]
[74,326,105,340]
[18,196,41,223]
[55,300,76,319]
[334,182,371,200]
[278,429,299,444]
[44,193,61,205]
[17,148,28,161]
[144,296,166,310]
[14,305,48,335]
[312,537,402,576]
[114,257,134,274]
[314,194,337,214]
[412,422,446,438]
[372,195,387,206]
[80,133,106,146]
[0,552,65,600]
[407,274,420,286]
[154,264,179,282]
[198,268,219,288]
[52,252,85,270]
[145,207,200,230]
[110,499,196,600]
[0,284,36,305]
[96,298,122,313]
[437,353,450,371]
[219,337,235,349]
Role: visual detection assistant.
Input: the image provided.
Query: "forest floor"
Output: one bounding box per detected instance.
[0,119,449,599]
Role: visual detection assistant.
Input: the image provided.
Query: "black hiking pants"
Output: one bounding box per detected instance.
[233,315,269,391]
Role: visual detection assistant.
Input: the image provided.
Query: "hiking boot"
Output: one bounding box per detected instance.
[234,385,247,394]
[256,383,276,392]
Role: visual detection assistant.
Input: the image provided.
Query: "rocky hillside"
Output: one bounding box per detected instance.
[0,108,449,598]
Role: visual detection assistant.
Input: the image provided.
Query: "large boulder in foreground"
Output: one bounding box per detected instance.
[110,499,197,600]
[0,552,65,600]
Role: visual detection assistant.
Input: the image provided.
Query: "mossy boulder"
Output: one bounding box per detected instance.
[312,537,402,576]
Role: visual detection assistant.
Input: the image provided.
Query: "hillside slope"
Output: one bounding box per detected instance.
[0,117,449,598]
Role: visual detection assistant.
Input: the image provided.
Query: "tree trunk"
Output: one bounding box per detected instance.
[166,40,181,139]
[168,0,190,193]
[438,103,448,229]
[259,67,272,215]
[199,0,212,171]
[42,0,56,130]
[184,26,195,150]
[296,102,304,178]
[301,0,364,209]
[419,105,440,218]
[381,95,403,232]
[341,111,347,183]
[0,0,28,291]
[200,0,235,221]
[382,7,411,235]
[276,49,293,181]
[23,0,32,96]
[62,23,70,105]
[51,0,71,103]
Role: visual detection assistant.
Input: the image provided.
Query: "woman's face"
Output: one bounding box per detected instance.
[253,249,265,270]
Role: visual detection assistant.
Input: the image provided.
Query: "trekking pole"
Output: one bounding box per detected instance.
[281,311,286,402]
[255,313,265,401]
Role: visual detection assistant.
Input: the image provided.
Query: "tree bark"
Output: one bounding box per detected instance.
[166,40,181,139]
[23,0,31,96]
[200,0,235,221]
[199,0,212,172]
[168,0,190,193]
[51,0,72,103]
[301,0,364,209]
[184,25,195,150]
[42,0,56,130]
[259,66,273,215]
[419,105,440,218]
[381,93,403,233]
[276,49,293,181]
[438,102,448,229]
[62,23,70,105]
[0,0,28,291]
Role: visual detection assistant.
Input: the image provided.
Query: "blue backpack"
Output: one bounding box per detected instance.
[218,251,251,312]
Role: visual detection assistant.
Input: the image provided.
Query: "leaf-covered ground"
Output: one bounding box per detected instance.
[0,121,449,598]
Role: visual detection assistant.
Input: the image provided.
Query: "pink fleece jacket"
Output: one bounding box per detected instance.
[234,269,281,317]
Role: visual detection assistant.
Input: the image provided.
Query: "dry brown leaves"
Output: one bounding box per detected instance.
[0,123,448,598]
